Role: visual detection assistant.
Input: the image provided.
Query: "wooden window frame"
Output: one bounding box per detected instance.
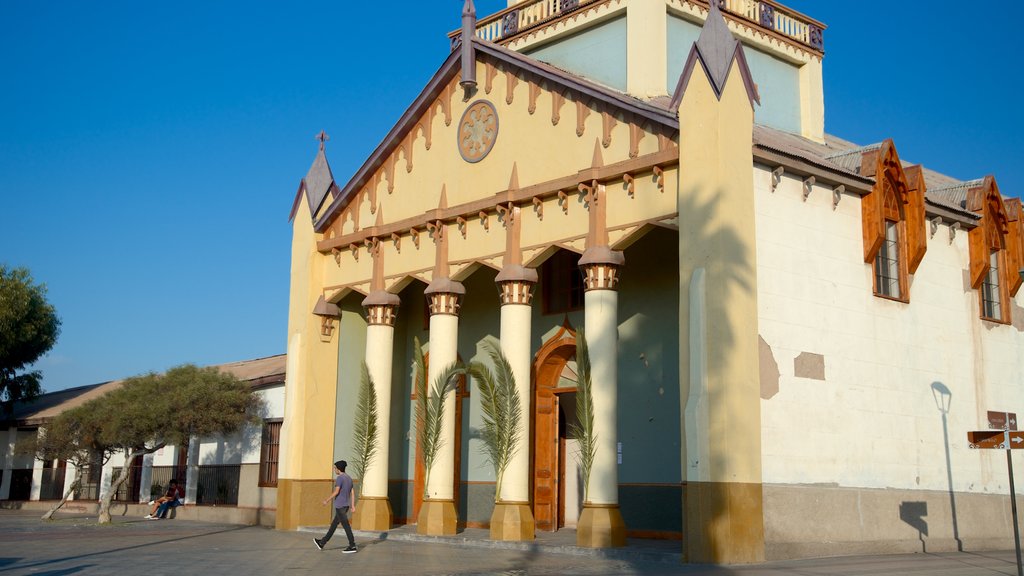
[873,217,909,302]
[980,249,1010,324]
[258,419,283,488]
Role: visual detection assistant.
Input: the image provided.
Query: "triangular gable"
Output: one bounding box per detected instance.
[669,2,760,109]
[311,38,679,234]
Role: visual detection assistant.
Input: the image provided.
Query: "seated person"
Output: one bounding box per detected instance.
[145,479,184,519]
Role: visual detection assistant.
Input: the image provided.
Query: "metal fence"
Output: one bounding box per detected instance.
[195,465,240,506]
[39,467,67,500]
[148,466,188,500]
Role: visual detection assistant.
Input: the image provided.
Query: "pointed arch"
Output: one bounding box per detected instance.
[532,319,577,532]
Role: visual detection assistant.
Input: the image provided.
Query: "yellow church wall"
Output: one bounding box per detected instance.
[277,198,340,530]
[677,56,764,563]
[317,59,677,292]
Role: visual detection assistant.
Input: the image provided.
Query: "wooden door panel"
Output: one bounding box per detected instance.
[533,392,557,531]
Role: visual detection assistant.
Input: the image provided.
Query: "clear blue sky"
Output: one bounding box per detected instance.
[2,1,1019,392]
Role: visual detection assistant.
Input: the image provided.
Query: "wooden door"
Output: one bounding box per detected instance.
[531,324,577,532]
[533,391,557,531]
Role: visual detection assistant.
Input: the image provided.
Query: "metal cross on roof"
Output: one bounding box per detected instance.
[316,130,330,150]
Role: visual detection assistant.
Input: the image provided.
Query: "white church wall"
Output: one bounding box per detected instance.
[753,163,1024,495]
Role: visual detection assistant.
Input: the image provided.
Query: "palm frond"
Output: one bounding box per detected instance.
[467,340,522,502]
[414,340,462,491]
[570,332,597,502]
[351,362,379,496]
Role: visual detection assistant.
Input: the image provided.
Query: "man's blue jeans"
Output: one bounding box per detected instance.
[322,506,354,547]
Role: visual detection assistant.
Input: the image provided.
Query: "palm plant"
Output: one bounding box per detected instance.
[351,361,379,496]
[570,333,597,502]
[412,336,463,492]
[467,340,522,503]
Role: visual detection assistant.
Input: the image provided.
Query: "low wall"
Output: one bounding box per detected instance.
[0,500,276,527]
[764,483,1024,560]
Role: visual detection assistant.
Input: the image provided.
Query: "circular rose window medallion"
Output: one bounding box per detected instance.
[458,100,498,163]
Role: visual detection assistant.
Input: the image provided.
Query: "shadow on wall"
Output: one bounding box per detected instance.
[930,381,962,551]
[198,425,261,466]
[899,501,928,552]
[679,189,754,562]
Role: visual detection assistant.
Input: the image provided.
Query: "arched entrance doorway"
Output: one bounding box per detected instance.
[532,324,582,532]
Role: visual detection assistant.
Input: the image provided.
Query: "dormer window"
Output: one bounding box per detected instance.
[857,140,925,303]
[966,176,1013,324]
[981,250,1004,322]
[875,220,903,299]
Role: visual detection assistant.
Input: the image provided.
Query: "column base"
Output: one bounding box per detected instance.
[417,498,457,535]
[683,481,765,564]
[352,496,392,531]
[489,501,535,541]
[577,503,627,548]
[275,479,335,531]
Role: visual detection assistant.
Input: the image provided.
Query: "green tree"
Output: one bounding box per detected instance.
[16,401,114,520]
[0,265,61,415]
[94,364,262,524]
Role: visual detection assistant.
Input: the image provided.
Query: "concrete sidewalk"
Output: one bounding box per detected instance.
[0,509,1020,575]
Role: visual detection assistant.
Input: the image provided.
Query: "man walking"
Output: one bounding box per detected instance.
[314,460,357,553]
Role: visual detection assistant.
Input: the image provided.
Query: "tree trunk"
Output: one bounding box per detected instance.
[98,451,138,524]
[42,468,82,521]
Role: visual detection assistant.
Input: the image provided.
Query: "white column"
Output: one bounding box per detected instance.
[138,453,155,503]
[584,286,619,505]
[64,464,77,501]
[29,453,44,501]
[362,320,395,498]
[184,438,199,504]
[498,286,533,503]
[0,427,15,500]
[426,307,459,500]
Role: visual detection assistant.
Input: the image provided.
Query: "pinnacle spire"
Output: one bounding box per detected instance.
[694,2,739,96]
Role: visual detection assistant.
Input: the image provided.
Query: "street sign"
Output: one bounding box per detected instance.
[969,430,1024,449]
[988,411,1019,431]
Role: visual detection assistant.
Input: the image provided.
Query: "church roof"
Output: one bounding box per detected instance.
[302,31,987,233]
[310,38,679,233]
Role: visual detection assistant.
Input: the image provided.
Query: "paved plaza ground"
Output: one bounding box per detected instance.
[0,509,1020,575]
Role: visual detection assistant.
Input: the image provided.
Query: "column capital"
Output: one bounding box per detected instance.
[362,290,401,326]
[579,246,624,291]
[426,278,465,316]
[495,264,538,306]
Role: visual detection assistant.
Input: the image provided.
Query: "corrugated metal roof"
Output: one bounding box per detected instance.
[927,179,985,211]
[752,125,865,179]
[824,143,883,174]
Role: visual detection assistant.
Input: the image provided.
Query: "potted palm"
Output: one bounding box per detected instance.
[412,337,463,530]
[467,340,531,540]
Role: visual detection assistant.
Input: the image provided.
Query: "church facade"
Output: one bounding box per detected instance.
[279,0,1024,563]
